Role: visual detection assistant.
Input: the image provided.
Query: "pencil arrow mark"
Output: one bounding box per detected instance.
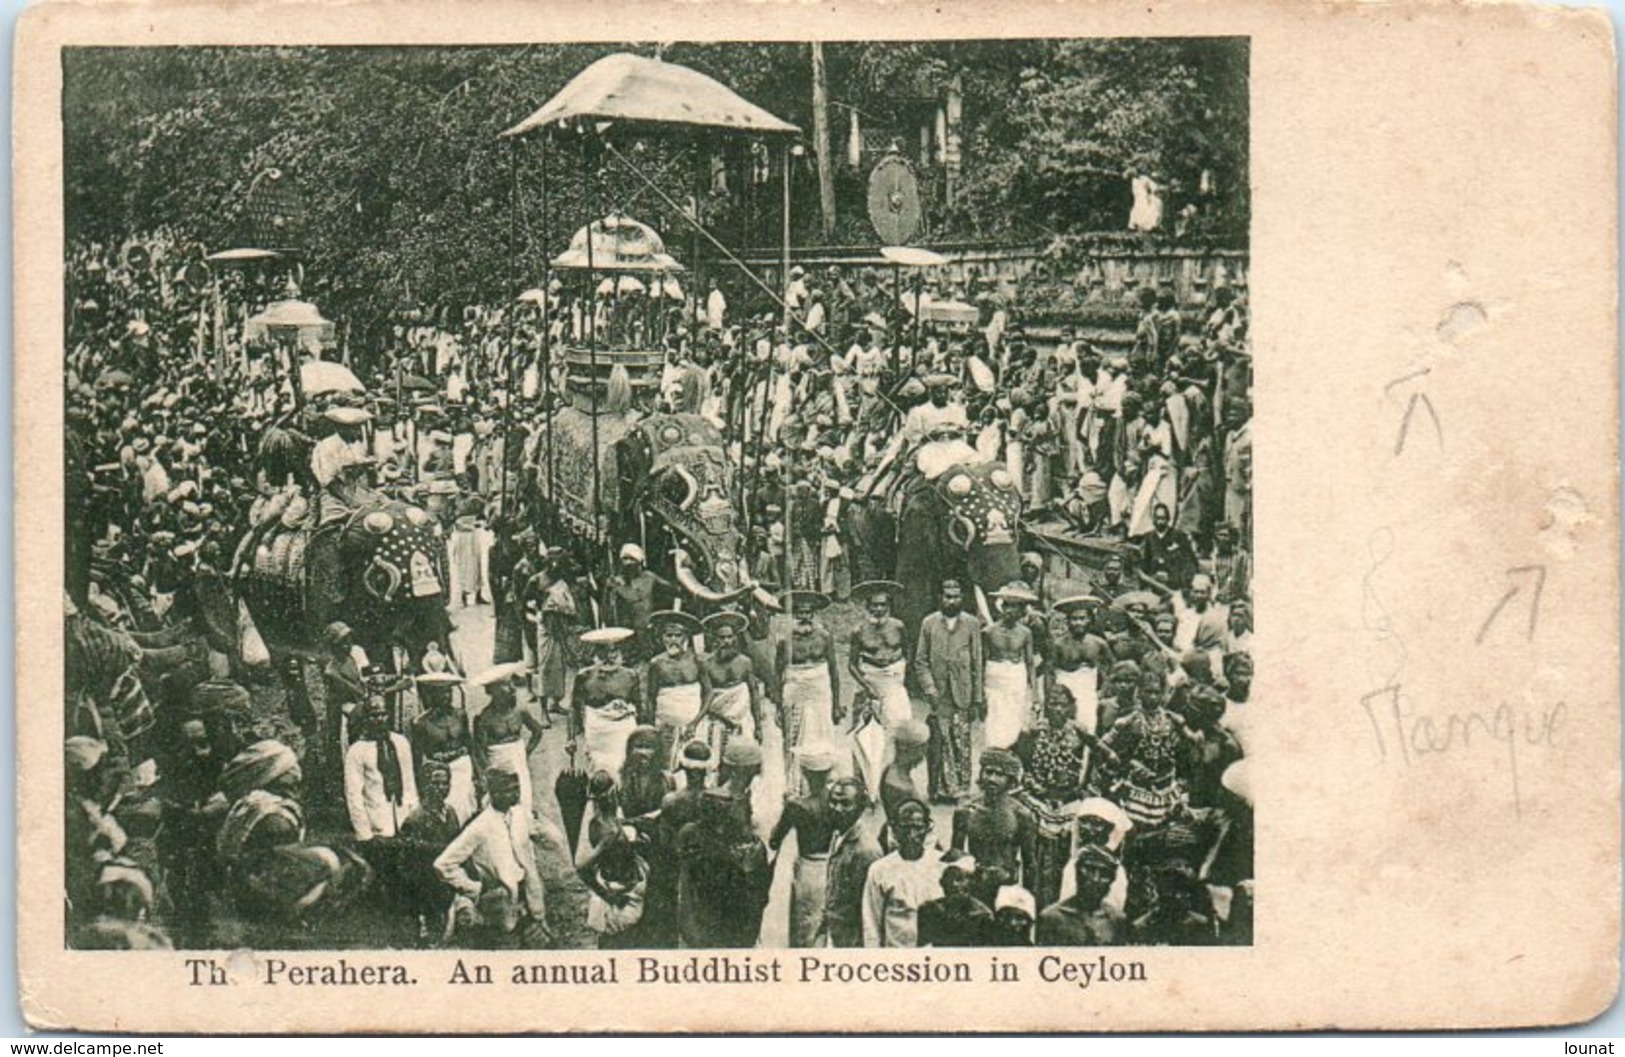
[1474,564,1547,644]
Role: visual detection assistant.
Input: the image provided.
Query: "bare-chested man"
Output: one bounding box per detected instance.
[572,628,643,786]
[984,583,1038,749]
[847,581,911,799]
[643,610,709,770]
[777,590,841,796]
[410,673,478,825]
[471,664,548,818]
[1049,596,1115,735]
[697,611,762,774]
[951,747,1038,908]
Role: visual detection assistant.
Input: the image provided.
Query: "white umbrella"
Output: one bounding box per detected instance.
[300,360,365,395]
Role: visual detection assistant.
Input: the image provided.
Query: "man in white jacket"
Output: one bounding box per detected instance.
[344,699,419,842]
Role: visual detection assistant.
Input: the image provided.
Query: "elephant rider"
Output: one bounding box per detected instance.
[311,407,375,522]
[572,628,643,785]
[643,610,708,771]
[696,612,763,777]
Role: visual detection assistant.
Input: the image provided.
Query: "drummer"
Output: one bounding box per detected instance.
[775,590,841,797]
[1049,595,1114,736]
[411,669,478,825]
[572,627,643,783]
[697,611,762,777]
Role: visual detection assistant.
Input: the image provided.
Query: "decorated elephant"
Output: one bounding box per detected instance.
[533,401,777,614]
[861,437,1025,644]
[235,492,453,668]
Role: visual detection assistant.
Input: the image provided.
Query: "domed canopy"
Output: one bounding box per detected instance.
[551,213,685,273]
[245,297,335,351]
[501,52,800,140]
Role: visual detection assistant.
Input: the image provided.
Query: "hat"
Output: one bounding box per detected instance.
[649,610,704,638]
[893,719,930,747]
[414,671,464,686]
[794,743,836,773]
[580,626,635,647]
[994,581,1039,605]
[1054,593,1105,615]
[324,406,372,426]
[678,741,713,769]
[722,739,763,769]
[898,379,926,400]
[783,589,830,615]
[619,543,646,563]
[789,265,806,278]
[924,373,957,389]
[703,611,749,641]
[220,740,300,800]
[994,885,1037,919]
[469,662,529,687]
[852,579,904,603]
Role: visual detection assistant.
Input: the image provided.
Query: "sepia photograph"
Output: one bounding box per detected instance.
[62,36,1250,956]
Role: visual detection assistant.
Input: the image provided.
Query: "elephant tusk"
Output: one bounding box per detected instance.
[752,585,783,611]
[673,549,733,604]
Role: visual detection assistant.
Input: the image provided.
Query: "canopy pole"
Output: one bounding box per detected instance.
[500,137,517,521]
[597,140,843,361]
[584,134,603,564]
[542,135,556,521]
[780,142,792,331]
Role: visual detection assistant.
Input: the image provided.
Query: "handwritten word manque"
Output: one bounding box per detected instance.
[1360,684,1565,817]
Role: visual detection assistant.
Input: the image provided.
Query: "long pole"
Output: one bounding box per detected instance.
[542,135,556,519]
[780,143,792,331]
[584,135,602,561]
[500,138,517,520]
[811,42,836,237]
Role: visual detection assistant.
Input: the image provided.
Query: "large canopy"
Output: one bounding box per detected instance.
[245,297,335,352]
[502,52,800,139]
[552,213,685,272]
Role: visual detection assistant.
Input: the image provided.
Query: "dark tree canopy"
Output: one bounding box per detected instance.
[64,39,1247,322]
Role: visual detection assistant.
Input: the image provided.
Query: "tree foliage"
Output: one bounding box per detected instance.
[64,39,1247,322]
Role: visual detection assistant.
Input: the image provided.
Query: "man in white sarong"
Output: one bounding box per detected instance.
[982,582,1039,750]
[846,581,911,800]
[572,628,642,784]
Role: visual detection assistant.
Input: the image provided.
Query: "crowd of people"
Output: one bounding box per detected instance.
[64,223,1253,952]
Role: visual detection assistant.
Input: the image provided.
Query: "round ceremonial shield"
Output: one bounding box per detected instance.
[867,152,922,246]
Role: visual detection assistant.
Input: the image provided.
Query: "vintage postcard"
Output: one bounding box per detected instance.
[13,0,1619,1034]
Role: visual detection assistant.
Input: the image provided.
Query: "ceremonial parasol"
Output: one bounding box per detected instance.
[300,360,365,396]
[245,297,335,353]
[1112,590,1161,611]
[552,213,686,273]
